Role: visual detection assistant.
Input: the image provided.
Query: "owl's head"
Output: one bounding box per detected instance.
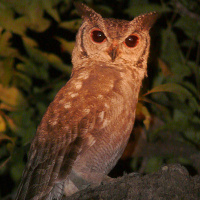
[72,3,158,71]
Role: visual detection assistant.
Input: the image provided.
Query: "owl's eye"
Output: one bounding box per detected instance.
[124,34,139,48]
[91,29,106,43]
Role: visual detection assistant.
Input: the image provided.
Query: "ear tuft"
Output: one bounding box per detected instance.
[74,2,102,22]
[131,12,160,31]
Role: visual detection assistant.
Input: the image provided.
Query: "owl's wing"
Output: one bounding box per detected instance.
[15,113,93,200]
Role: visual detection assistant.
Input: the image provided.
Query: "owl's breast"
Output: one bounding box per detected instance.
[38,65,138,138]
[63,65,137,168]
[70,65,137,118]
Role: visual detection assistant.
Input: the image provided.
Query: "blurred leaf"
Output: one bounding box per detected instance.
[0,132,14,143]
[0,58,14,86]
[145,83,182,95]
[42,0,60,22]
[16,62,46,80]
[136,102,151,130]
[125,3,169,16]
[0,84,27,108]
[23,42,46,64]
[5,114,20,133]
[155,108,200,137]
[10,161,25,181]
[0,115,6,132]
[1,0,33,15]
[35,102,48,118]
[144,157,163,173]
[0,156,11,169]
[181,39,196,48]
[183,81,200,100]
[143,83,198,110]
[130,157,140,171]
[184,127,200,144]
[48,80,66,100]
[174,16,200,42]
[187,61,200,94]
[7,141,15,154]
[0,103,18,112]
[13,71,32,92]
[10,109,36,144]
[9,147,26,181]
[56,37,75,54]
[44,53,72,74]
[160,29,192,80]
[139,96,171,121]
[0,29,12,46]
[22,36,38,47]
[21,44,49,80]
[177,157,191,165]
[0,31,19,57]
[60,19,82,32]
[158,58,173,77]
[12,16,29,35]
[0,4,27,35]
[27,0,51,32]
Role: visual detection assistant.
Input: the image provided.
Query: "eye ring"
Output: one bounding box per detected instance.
[124,34,139,48]
[91,28,106,43]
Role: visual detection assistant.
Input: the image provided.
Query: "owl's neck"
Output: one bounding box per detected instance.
[73,58,146,78]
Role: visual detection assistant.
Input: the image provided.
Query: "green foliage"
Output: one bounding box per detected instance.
[0,0,73,197]
[0,0,199,198]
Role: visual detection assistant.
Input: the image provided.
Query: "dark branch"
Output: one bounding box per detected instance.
[63,164,200,200]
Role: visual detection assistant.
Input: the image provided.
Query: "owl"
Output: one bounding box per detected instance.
[16,2,158,200]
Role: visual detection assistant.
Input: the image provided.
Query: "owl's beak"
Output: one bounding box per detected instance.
[107,44,119,62]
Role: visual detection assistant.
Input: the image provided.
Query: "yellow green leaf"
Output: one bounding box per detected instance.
[158,58,173,77]
[144,83,193,97]
[5,114,20,132]
[0,58,14,86]
[59,19,82,32]
[0,31,19,57]
[144,157,163,173]
[0,5,28,35]
[42,0,60,22]
[0,103,18,112]
[136,102,151,130]
[0,132,14,143]
[22,36,38,47]
[44,53,72,74]
[143,83,199,111]
[0,84,27,108]
[0,156,11,169]
[56,37,75,54]
[139,96,171,121]
[27,0,50,32]
[0,114,6,132]
[13,71,32,92]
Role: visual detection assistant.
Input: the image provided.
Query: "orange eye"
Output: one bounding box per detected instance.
[91,29,106,43]
[124,34,139,47]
